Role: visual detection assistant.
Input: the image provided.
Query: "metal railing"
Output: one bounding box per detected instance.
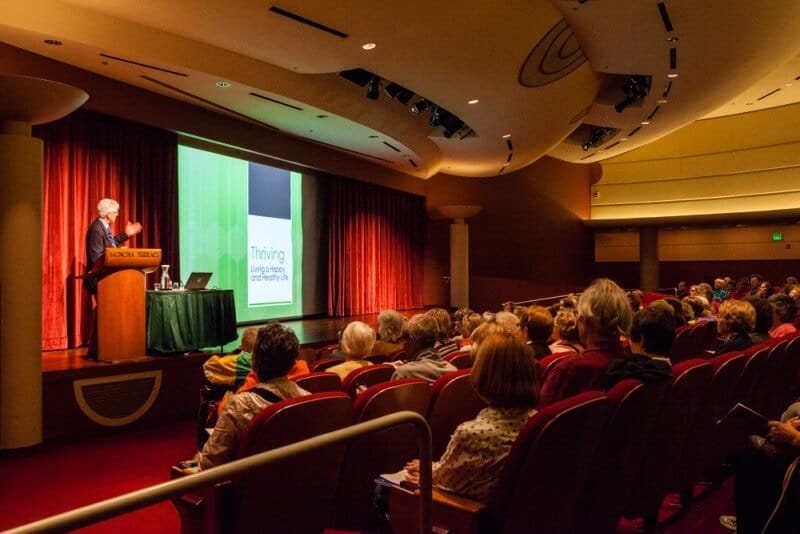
[511,287,678,308]
[5,411,432,534]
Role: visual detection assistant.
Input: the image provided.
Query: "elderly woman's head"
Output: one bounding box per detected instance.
[426,308,452,340]
[240,327,259,354]
[341,321,376,360]
[401,313,440,357]
[251,323,300,381]
[460,312,485,338]
[520,305,554,344]
[552,306,581,343]
[470,331,539,408]
[470,320,510,353]
[576,278,632,340]
[377,310,406,343]
[495,311,521,332]
[717,300,756,337]
[769,294,798,325]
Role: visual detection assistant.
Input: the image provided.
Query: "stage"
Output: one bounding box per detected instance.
[41,311,417,442]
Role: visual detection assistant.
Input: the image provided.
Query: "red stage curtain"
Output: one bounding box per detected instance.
[35,110,178,350]
[328,178,424,316]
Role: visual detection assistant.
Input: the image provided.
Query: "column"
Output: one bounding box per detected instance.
[435,205,482,309]
[0,75,87,449]
[639,226,659,291]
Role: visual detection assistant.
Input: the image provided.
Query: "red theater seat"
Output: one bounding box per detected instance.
[310,356,343,372]
[331,379,432,530]
[427,369,486,459]
[444,350,472,370]
[172,392,352,534]
[340,363,395,398]
[291,371,341,393]
[389,391,610,533]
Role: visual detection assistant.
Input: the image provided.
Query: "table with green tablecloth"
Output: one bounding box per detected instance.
[146,289,237,353]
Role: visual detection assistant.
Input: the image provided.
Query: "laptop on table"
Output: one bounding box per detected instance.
[184,272,213,290]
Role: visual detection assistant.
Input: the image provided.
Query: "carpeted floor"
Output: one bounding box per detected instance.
[0,418,197,532]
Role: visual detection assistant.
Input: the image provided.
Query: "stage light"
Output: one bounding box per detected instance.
[614,75,652,113]
[366,76,381,100]
[430,106,442,126]
[384,83,414,105]
[410,99,431,115]
[582,126,613,151]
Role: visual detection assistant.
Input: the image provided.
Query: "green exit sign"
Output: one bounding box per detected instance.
[773,233,784,241]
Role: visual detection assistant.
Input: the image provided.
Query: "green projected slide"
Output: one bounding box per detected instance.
[178,145,303,323]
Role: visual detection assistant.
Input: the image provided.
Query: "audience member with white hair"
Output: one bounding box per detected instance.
[327,321,377,380]
[390,314,456,381]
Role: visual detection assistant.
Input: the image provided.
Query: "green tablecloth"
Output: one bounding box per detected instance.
[146,290,237,353]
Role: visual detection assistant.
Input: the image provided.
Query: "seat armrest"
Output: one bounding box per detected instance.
[389,487,486,534]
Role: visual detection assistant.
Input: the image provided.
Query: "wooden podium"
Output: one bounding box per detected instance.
[96,248,162,361]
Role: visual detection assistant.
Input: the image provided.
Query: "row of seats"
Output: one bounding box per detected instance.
[173,371,486,533]
[392,333,800,533]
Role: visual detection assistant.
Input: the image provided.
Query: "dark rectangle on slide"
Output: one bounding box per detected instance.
[248,163,291,219]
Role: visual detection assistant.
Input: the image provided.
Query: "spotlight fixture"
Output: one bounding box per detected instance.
[384,83,414,105]
[614,75,652,113]
[581,126,613,151]
[429,106,443,126]
[366,76,381,100]
[441,113,465,139]
[410,99,431,115]
[361,42,376,50]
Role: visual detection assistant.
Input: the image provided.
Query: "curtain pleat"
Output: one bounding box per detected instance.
[327,178,424,316]
[35,110,178,350]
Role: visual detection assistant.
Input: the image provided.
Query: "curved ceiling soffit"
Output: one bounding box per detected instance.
[546,0,800,165]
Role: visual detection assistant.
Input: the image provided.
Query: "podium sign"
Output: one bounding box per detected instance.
[97,248,162,361]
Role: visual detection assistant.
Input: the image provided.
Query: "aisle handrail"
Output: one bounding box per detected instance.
[5,411,432,534]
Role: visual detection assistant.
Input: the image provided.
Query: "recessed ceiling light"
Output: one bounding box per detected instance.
[746,102,753,106]
[667,73,679,78]
[502,134,511,139]
[657,99,668,104]
[468,99,479,104]
[44,39,62,46]
[361,43,376,50]
[620,137,628,141]
[368,135,379,139]
[215,81,231,88]
[640,120,650,125]
[316,114,328,118]
[666,36,679,43]
[786,83,794,87]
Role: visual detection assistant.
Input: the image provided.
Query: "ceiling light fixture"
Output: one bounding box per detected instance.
[640,120,650,125]
[468,99,479,104]
[620,137,628,141]
[657,99,668,104]
[410,99,431,115]
[384,83,414,105]
[667,73,679,78]
[361,42,376,50]
[316,114,328,118]
[365,76,381,100]
[502,134,511,139]
[215,81,231,88]
[614,75,652,113]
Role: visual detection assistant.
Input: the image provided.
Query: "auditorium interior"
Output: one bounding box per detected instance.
[2,1,800,532]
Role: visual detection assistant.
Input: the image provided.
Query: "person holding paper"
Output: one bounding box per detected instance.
[83,198,142,359]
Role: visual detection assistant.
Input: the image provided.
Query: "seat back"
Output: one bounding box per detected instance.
[341,363,395,398]
[486,391,610,533]
[572,379,668,534]
[232,392,352,534]
[364,353,388,364]
[310,356,344,372]
[752,339,793,418]
[331,379,433,530]
[538,351,575,381]
[674,351,748,500]
[427,369,487,459]
[315,343,340,359]
[625,359,713,526]
[291,371,342,393]
[444,350,472,370]
[735,346,771,407]
[669,325,694,362]
[697,319,720,354]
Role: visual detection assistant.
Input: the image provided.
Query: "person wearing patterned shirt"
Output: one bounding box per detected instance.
[404,330,539,501]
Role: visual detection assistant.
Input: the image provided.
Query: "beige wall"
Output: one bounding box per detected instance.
[592,103,800,220]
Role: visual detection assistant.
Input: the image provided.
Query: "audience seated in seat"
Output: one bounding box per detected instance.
[427,308,460,357]
[549,305,584,354]
[747,296,773,346]
[520,305,553,359]
[327,321,376,380]
[390,314,457,382]
[457,312,485,352]
[715,300,756,355]
[606,307,673,389]
[194,323,310,470]
[202,327,259,389]
[371,310,406,357]
[403,330,539,501]
[768,294,798,339]
[539,278,632,406]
